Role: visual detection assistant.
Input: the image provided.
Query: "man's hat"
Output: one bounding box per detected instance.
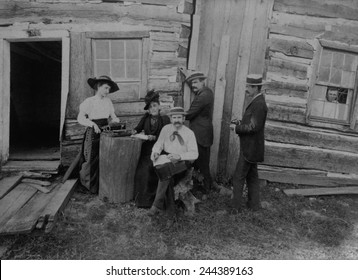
[185,71,207,83]
[246,74,265,86]
[87,75,119,93]
[167,107,187,116]
[144,89,160,110]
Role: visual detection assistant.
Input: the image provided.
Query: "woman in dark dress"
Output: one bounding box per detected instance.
[133,90,170,208]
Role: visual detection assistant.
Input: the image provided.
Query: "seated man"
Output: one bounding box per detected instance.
[149,107,199,221]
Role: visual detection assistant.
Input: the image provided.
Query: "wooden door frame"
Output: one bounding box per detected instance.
[0,29,69,163]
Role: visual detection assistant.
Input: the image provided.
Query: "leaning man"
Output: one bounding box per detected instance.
[149,107,198,223]
[232,74,268,211]
[185,71,214,193]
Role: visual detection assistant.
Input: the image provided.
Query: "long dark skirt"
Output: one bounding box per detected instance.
[79,118,108,194]
[134,155,159,208]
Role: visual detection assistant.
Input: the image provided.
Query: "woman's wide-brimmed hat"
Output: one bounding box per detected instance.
[185,71,207,83]
[167,106,187,116]
[87,75,119,93]
[144,89,160,110]
[246,74,265,86]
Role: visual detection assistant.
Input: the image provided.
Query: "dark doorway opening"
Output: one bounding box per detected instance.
[9,41,62,160]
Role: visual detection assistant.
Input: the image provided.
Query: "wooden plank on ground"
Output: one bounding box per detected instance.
[0,184,60,235]
[284,187,358,197]
[210,35,229,176]
[258,165,358,187]
[1,160,60,173]
[0,183,37,230]
[37,179,77,233]
[0,175,22,199]
[25,183,51,194]
[22,178,51,186]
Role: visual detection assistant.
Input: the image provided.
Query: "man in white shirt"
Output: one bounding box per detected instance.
[149,107,198,223]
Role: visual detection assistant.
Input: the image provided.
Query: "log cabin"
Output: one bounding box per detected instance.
[0,0,192,172]
[1,0,358,188]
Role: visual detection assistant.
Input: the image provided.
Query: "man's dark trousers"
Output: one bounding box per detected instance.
[232,152,260,211]
[193,144,212,192]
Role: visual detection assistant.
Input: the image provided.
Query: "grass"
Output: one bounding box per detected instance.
[1,182,358,259]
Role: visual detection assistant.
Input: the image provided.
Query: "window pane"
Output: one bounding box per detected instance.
[318,66,330,82]
[336,104,349,121]
[126,60,140,79]
[320,50,332,68]
[343,54,356,71]
[95,40,109,59]
[111,41,125,59]
[312,85,326,101]
[330,68,342,85]
[126,40,141,59]
[332,52,344,69]
[322,102,337,119]
[96,60,110,76]
[342,71,355,88]
[111,60,125,79]
[310,100,324,117]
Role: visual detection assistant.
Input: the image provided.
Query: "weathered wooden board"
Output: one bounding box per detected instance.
[67,32,92,119]
[147,78,181,92]
[267,58,308,80]
[258,165,358,187]
[1,161,60,173]
[37,179,77,233]
[0,183,38,230]
[264,141,358,174]
[210,35,229,175]
[270,23,323,39]
[267,103,307,124]
[102,0,180,6]
[269,37,314,59]
[284,187,358,197]
[274,0,358,22]
[264,80,308,98]
[22,178,51,187]
[151,52,186,69]
[0,185,59,235]
[0,2,190,25]
[265,121,358,154]
[0,175,22,199]
[151,40,179,52]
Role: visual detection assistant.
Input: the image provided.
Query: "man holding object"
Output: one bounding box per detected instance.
[231,74,268,212]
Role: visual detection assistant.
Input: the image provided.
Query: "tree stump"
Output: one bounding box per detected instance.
[99,134,142,203]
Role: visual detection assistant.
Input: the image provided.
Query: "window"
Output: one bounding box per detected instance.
[309,47,358,124]
[89,31,149,100]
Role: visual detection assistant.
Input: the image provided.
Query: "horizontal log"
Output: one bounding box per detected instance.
[151,40,179,52]
[274,0,358,21]
[265,121,358,154]
[269,37,314,59]
[102,0,180,6]
[268,58,308,80]
[263,79,308,98]
[258,165,358,187]
[150,31,179,41]
[180,24,191,38]
[148,78,181,91]
[265,94,307,108]
[149,66,178,76]
[267,103,307,124]
[264,141,358,174]
[0,2,190,25]
[151,52,186,69]
[270,23,323,39]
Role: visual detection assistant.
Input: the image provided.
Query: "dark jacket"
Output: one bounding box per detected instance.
[134,113,170,156]
[235,94,267,163]
[186,86,214,147]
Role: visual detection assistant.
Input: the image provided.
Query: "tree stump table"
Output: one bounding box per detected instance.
[99,134,142,203]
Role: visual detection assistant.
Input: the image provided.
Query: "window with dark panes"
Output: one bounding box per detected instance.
[93,39,143,100]
[310,47,358,124]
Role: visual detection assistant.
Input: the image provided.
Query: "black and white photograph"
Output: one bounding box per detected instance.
[1,0,358,277]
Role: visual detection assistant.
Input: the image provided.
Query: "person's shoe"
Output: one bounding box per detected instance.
[147,205,161,216]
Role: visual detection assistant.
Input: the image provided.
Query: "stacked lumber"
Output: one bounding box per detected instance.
[0,174,77,235]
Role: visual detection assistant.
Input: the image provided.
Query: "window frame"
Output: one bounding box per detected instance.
[307,39,358,129]
[85,31,150,100]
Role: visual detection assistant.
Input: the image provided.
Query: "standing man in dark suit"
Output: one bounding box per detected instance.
[185,72,214,193]
[231,74,268,211]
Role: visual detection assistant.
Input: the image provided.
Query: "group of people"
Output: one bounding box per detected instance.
[76,71,268,225]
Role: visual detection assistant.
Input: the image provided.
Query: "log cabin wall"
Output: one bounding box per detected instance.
[0,0,193,166]
[260,0,358,185]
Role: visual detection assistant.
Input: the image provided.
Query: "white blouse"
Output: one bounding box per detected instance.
[77,95,119,127]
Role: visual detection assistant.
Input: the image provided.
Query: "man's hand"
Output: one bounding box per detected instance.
[152,152,159,161]
[167,153,181,163]
[92,123,101,134]
[147,135,156,141]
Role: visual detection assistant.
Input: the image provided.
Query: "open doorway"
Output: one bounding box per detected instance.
[9,41,62,160]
